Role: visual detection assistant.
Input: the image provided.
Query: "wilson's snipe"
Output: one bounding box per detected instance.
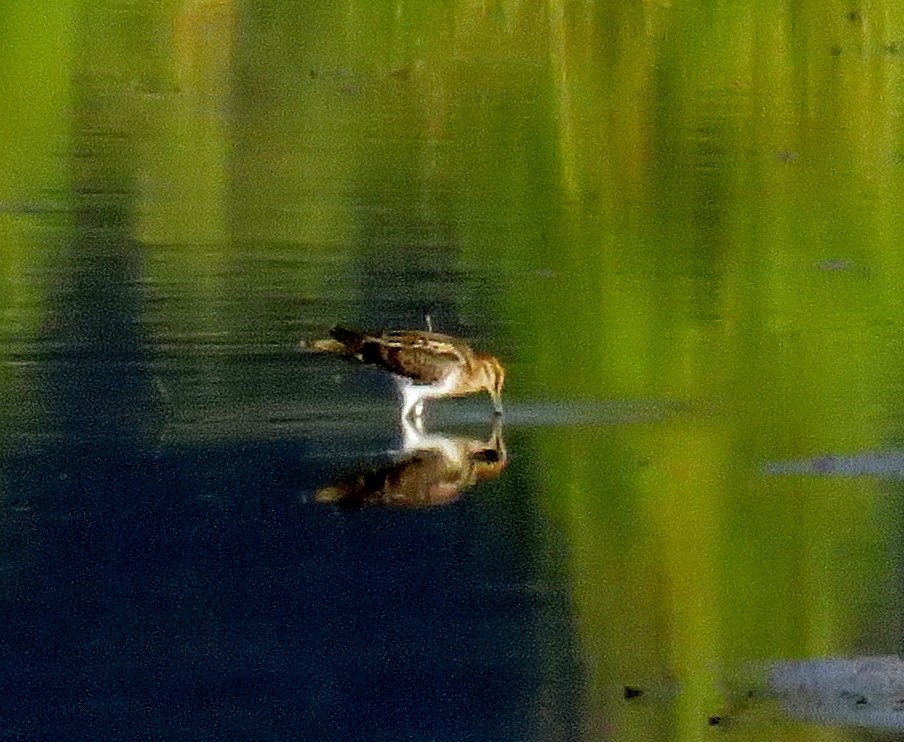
[313,416,507,508]
[301,326,504,422]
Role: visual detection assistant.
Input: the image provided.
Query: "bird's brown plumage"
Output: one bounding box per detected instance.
[301,325,505,417]
[322,327,473,385]
[313,420,507,507]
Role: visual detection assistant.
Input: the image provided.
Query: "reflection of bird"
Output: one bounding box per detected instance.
[313,417,507,508]
[301,326,504,422]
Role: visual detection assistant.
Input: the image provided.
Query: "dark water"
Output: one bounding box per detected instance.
[0,184,579,739]
[1,299,578,740]
[1,438,573,740]
[7,3,904,740]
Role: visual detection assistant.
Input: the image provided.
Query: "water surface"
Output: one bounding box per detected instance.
[3,2,904,740]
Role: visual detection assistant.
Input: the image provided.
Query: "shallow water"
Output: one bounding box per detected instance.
[5,2,904,740]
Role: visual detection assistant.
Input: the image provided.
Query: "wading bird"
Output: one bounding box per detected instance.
[301,325,504,423]
[313,416,507,508]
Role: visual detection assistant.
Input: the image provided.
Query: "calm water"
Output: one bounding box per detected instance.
[4,2,904,740]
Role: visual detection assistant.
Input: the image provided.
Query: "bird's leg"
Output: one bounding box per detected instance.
[412,412,426,433]
[401,414,423,449]
[400,401,425,435]
[413,399,425,420]
[400,396,415,423]
[398,381,423,427]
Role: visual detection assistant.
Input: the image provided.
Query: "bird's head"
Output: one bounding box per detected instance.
[480,355,505,415]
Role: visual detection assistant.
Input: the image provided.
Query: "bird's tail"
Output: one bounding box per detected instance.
[313,485,344,503]
[300,337,347,354]
[299,326,367,355]
[328,326,368,352]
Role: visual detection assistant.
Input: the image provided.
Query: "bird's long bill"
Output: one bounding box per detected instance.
[491,389,503,415]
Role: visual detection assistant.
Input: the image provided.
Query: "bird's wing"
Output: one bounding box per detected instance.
[361,331,470,383]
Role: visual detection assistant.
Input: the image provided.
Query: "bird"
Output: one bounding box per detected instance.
[312,416,507,508]
[300,325,505,422]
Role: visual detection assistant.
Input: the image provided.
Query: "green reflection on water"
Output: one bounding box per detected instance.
[0,0,73,438]
[4,1,904,738]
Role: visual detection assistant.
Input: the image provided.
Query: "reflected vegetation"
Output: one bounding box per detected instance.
[2,1,904,740]
[313,416,506,508]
